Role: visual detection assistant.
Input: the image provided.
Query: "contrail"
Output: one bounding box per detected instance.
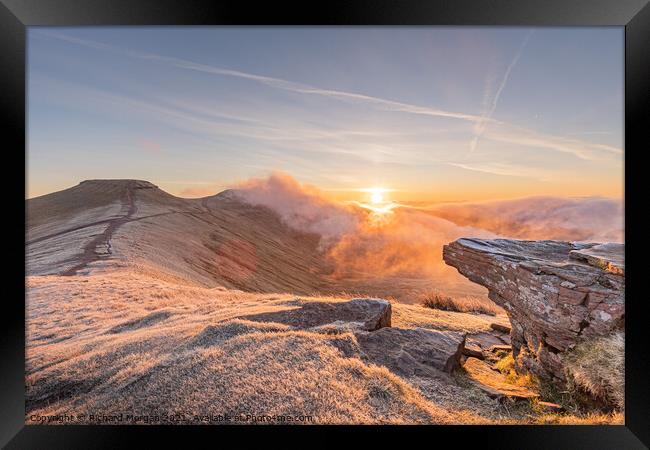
[469,30,534,154]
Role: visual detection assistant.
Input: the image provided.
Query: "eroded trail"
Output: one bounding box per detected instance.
[61,182,138,276]
[27,213,179,246]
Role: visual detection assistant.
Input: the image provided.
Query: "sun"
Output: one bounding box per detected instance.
[368,187,388,204]
[357,187,395,214]
[370,190,384,204]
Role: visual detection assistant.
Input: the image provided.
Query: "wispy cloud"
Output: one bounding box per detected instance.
[484,123,622,159]
[33,30,622,164]
[448,161,551,180]
[566,131,614,136]
[35,30,487,124]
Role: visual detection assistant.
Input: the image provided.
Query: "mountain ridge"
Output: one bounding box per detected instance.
[26,179,332,294]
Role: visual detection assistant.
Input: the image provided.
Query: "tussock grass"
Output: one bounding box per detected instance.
[564,331,624,411]
[419,290,502,316]
[487,341,624,425]
[493,352,536,389]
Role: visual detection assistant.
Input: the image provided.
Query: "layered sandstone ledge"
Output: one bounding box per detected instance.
[443,238,624,382]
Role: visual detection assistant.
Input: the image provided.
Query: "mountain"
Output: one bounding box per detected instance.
[27,179,331,294]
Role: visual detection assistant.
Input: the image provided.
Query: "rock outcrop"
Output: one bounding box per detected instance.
[244,298,470,377]
[443,238,624,383]
[243,298,392,331]
[356,328,466,375]
[463,357,539,401]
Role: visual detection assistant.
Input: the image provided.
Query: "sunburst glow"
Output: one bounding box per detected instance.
[370,191,384,204]
[354,187,399,217]
[367,187,388,205]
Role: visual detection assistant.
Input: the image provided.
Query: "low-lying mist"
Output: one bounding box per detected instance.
[424,196,623,243]
[232,172,623,300]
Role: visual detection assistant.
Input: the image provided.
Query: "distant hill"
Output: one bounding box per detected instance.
[26,179,332,294]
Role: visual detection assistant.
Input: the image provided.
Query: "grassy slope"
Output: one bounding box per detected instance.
[27,269,621,425]
[26,269,506,424]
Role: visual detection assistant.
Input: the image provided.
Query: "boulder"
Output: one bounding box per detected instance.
[462,342,485,360]
[355,328,466,376]
[243,298,391,331]
[443,238,624,383]
[467,331,509,349]
[355,299,392,331]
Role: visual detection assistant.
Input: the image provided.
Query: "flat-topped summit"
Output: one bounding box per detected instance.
[78,179,158,189]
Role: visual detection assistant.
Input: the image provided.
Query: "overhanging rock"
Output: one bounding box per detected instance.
[443,238,624,382]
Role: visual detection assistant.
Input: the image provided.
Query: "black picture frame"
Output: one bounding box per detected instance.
[2,0,649,447]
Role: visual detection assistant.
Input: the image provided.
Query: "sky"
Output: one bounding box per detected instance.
[27,27,624,202]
